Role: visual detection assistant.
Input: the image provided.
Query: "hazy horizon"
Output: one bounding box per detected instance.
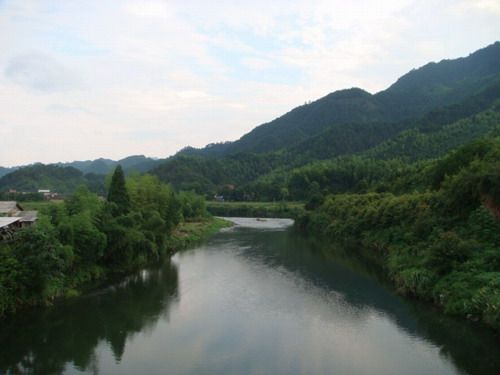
[1,0,500,167]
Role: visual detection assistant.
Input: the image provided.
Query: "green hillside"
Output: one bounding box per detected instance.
[297,137,500,331]
[182,41,500,157]
[0,164,102,194]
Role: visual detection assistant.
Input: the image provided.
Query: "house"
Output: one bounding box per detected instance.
[38,189,51,198]
[37,189,58,200]
[0,217,21,241]
[15,211,38,227]
[0,201,38,240]
[0,201,23,217]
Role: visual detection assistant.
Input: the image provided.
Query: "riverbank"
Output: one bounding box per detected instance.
[295,139,500,333]
[0,215,230,317]
[296,191,500,333]
[206,201,304,218]
[3,217,499,375]
[168,217,233,250]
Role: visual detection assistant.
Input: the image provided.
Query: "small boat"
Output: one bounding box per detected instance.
[256,218,267,222]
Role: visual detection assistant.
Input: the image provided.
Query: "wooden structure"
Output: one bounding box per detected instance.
[0,217,21,241]
[15,211,38,227]
[0,201,38,241]
[0,201,23,216]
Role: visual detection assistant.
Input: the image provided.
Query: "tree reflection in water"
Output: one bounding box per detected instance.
[0,260,179,375]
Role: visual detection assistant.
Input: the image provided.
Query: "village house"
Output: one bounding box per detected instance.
[0,201,23,216]
[0,217,22,241]
[0,201,38,241]
[15,210,38,227]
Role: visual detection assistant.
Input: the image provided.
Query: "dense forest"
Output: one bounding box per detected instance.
[297,137,500,330]
[0,155,161,180]
[0,167,213,317]
[0,164,106,195]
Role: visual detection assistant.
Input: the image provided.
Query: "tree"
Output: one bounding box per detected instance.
[107,165,130,216]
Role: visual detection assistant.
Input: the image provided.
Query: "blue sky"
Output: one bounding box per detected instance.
[0,0,499,166]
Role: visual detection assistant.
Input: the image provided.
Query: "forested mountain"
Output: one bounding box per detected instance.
[295,135,500,331]
[0,167,18,179]
[379,41,500,117]
[182,41,500,157]
[57,155,161,175]
[0,155,162,193]
[0,164,104,194]
[152,95,500,199]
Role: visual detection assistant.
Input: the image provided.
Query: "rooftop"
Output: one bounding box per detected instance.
[0,217,21,229]
[0,201,23,214]
[16,211,38,222]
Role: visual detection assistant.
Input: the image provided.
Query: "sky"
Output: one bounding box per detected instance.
[0,0,499,167]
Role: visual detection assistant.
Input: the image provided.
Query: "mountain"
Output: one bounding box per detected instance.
[57,155,160,175]
[182,41,500,157]
[0,155,162,195]
[152,41,500,198]
[0,164,90,194]
[116,155,163,173]
[380,40,500,117]
[0,167,19,179]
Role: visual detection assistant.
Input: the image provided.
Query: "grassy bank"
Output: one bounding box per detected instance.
[20,200,64,211]
[0,215,230,316]
[0,173,224,317]
[296,139,500,332]
[206,201,304,218]
[168,217,233,250]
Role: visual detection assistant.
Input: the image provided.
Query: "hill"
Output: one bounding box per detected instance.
[0,164,102,195]
[181,42,500,157]
[150,42,500,197]
[57,155,161,175]
[0,167,19,179]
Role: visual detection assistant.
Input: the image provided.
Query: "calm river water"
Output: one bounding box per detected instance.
[1,218,500,375]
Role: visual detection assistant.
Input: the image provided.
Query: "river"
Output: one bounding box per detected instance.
[1,218,499,375]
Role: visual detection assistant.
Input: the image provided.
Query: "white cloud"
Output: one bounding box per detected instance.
[454,0,500,15]
[177,90,211,100]
[241,57,274,70]
[124,1,173,19]
[4,52,80,92]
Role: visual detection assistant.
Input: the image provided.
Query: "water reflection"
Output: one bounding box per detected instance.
[219,224,500,375]
[0,261,179,375]
[0,219,499,375]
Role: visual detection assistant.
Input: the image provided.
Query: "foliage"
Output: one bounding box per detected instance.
[0,164,107,195]
[151,107,500,201]
[182,42,500,157]
[0,173,209,317]
[297,138,500,331]
[107,165,130,215]
[206,201,304,219]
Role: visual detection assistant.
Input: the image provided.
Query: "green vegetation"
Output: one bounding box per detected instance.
[169,217,232,248]
[56,155,162,175]
[0,191,44,202]
[181,42,500,157]
[149,105,500,202]
[0,168,219,317]
[0,156,161,197]
[0,164,106,195]
[206,201,304,218]
[297,138,500,330]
